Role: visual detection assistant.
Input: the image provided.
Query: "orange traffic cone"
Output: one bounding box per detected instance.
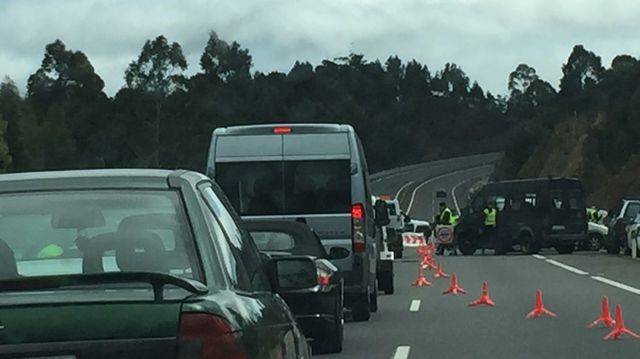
[420,255,436,270]
[432,262,449,278]
[442,273,466,295]
[525,289,556,319]
[468,281,495,307]
[411,266,432,287]
[603,305,640,340]
[587,296,615,328]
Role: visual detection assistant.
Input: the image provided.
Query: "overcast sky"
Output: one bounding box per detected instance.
[2,0,640,96]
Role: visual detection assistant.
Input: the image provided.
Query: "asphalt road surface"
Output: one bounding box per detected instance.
[319,155,640,358]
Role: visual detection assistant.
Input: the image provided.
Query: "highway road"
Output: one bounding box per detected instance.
[319,155,640,358]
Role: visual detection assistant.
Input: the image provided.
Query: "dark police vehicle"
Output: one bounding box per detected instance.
[456,178,587,255]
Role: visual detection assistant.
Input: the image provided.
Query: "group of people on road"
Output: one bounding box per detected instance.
[434,199,497,255]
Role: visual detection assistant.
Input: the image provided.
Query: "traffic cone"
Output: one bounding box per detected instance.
[432,262,449,278]
[525,289,556,319]
[603,305,640,340]
[411,266,432,287]
[587,296,615,328]
[468,281,495,307]
[420,255,436,270]
[442,273,466,295]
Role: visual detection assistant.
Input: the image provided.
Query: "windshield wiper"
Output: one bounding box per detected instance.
[0,272,208,302]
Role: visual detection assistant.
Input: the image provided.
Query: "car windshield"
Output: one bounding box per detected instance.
[0,190,200,281]
[216,160,351,215]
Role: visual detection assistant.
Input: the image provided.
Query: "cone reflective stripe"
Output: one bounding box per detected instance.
[442,273,466,295]
[411,266,432,287]
[468,281,495,307]
[525,289,556,319]
[587,296,615,329]
[432,262,449,278]
[603,305,640,340]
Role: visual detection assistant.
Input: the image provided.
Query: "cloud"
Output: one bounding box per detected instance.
[1,0,640,96]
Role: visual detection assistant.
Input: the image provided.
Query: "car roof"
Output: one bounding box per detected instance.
[214,123,353,136]
[0,169,207,192]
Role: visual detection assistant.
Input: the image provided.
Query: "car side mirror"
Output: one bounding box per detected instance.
[328,246,350,260]
[270,256,317,291]
[374,200,390,227]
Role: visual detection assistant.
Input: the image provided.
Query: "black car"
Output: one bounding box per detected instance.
[245,220,345,354]
[456,177,587,255]
[0,169,311,358]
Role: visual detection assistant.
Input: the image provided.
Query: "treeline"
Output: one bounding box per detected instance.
[0,32,509,173]
[1,32,639,196]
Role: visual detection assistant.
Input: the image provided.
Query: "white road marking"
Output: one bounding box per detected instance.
[395,180,414,200]
[409,299,421,312]
[591,276,640,295]
[532,254,546,259]
[544,259,589,275]
[393,346,411,359]
[406,165,493,214]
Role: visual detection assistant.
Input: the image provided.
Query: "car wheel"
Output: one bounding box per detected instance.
[313,286,344,354]
[587,233,603,251]
[369,283,378,313]
[395,249,403,259]
[520,233,539,254]
[457,232,477,255]
[555,243,574,254]
[351,293,370,322]
[605,239,620,254]
[378,266,395,295]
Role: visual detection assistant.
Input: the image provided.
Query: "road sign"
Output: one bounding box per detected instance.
[434,225,454,244]
[402,232,426,247]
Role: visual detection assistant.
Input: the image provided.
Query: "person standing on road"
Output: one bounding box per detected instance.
[435,202,455,255]
[482,201,498,250]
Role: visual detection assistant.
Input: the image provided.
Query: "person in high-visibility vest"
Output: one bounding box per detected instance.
[586,206,600,223]
[435,202,457,255]
[482,201,498,250]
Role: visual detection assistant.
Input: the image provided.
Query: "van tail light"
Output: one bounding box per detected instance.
[273,126,292,134]
[178,313,247,359]
[352,203,366,252]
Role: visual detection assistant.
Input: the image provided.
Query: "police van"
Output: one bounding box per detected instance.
[456,177,587,255]
[206,123,387,321]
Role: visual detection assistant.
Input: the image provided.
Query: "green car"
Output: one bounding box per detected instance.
[0,169,312,358]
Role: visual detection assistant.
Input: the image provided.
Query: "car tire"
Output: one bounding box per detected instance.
[520,233,539,254]
[351,293,370,322]
[605,239,620,254]
[313,286,344,354]
[587,233,604,251]
[395,249,403,259]
[378,267,395,295]
[555,243,574,254]
[369,283,378,313]
[457,232,477,256]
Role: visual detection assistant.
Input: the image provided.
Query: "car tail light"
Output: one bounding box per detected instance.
[178,313,247,359]
[317,265,332,286]
[273,126,292,134]
[352,203,365,252]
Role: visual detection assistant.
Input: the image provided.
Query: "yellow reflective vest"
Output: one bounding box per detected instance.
[483,208,497,227]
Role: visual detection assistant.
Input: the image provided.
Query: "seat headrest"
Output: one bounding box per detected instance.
[115,230,168,273]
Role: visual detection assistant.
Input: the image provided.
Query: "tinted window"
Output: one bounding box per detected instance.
[0,190,200,280]
[216,160,351,215]
[624,203,640,219]
[251,231,295,252]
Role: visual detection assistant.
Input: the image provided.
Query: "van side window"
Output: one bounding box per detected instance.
[523,193,537,208]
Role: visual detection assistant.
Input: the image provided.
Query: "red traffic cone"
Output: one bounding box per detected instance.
[442,273,466,295]
[603,305,640,340]
[525,289,556,319]
[468,281,495,307]
[411,266,432,287]
[587,296,615,328]
[432,262,449,278]
[420,255,436,270]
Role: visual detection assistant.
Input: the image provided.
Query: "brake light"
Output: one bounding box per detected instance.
[178,313,247,359]
[318,274,331,286]
[273,126,292,134]
[352,203,366,252]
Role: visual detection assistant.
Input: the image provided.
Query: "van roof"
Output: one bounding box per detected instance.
[213,123,354,136]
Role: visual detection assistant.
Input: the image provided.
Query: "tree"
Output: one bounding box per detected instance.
[560,45,604,98]
[124,35,188,166]
[200,31,252,82]
[508,64,538,96]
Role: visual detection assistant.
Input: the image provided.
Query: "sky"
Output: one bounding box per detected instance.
[2,0,640,96]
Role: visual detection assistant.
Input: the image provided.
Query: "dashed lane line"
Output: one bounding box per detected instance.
[409,300,421,312]
[591,276,640,295]
[393,346,411,359]
[544,259,589,275]
[531,254,546,260]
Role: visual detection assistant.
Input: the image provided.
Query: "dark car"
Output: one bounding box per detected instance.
[456,178,587,255]
[0,169,311,358]
[245,221,345,354]
[604,198,640,254]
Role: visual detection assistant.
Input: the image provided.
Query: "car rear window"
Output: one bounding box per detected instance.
[0,190,201,281]
[216,160,351,215]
